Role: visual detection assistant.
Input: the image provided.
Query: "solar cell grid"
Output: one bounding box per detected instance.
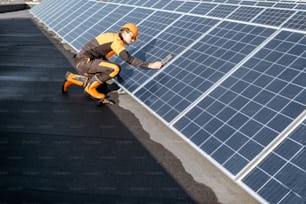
[175,1,200,13]
[283,11,306,31]
[207,4,238,18]
[228,6,263,22]
[53,1,94,36]
[173,30,306,176]
[240,1,257,6]
[255,1,275,7]
[30,0,53,18]
[135,22,274,123]
[152,0,171,9]
[252,8,295,27]
[189,2,217,16]
[41,0,77,25]
[163,0,184,11]
[63,3,108,43]
[296,4,306,10]
[33,0,64,22]
[243,119,306,204]
[142,0,160,8]
[47,0,86,29]
[274,2,296,9]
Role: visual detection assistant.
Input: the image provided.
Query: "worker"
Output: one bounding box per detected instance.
[62,23,163,103]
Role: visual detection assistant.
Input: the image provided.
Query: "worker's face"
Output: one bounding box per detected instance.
[123,31,135,45]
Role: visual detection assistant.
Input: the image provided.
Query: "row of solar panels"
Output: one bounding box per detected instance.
[32,0,306,51]
[106,0,306,10]
[30,0,306,203]
[111,0,306,11]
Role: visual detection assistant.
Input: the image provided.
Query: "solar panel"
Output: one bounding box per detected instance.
[152,0,171,9]
[176,1,200,13]
[243,118,306,204]
[136,22,275,123]
[252,8,295,27]
[37,0,76,25]
[228,6,263,22]
[47,0,86,30]
[173,30,306,175]
[163,0,184,11]
[207,4,238,18]
[56,1,99,38]
[283,11,306,31]
[52,1,93,35]
[62,3,107,43]
[30,0,53,18]
[190,2,217,16]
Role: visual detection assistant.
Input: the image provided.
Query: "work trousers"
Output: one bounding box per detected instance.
[76,58,120,82]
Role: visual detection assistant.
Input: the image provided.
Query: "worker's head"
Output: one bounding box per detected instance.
[120,23,138,45]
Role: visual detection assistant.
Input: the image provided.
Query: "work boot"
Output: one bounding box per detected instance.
[84,76,106,100]
[62,71,88,94]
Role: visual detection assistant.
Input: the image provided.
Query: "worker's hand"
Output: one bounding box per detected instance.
[148,61,163,69]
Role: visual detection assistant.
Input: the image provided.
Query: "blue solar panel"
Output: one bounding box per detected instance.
[135,22,274,123]
[30,0,53,18]
[207,4,238,18]
[296,4,306,10]
[176,1,200,13]
[152,0,171,9]
[57,1,99,38]
[173,30,306,175]
[38,0,77,25]
[274,2,296,9]
[189,2,217,15]
[228,6,263,22]
[243,119,306,204]
[52,1,93,35]
[163,0,184,11]
[283,11,306,31]
[62,3,107,43]
[47,0,86,29]
[252,8,295,27]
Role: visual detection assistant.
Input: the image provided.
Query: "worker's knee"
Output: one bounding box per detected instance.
[98,61,120,78]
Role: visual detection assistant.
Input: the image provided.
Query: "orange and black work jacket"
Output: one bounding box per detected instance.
[76,33,149,68]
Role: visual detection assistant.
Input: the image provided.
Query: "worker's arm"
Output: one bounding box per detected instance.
[119,50,162,69]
